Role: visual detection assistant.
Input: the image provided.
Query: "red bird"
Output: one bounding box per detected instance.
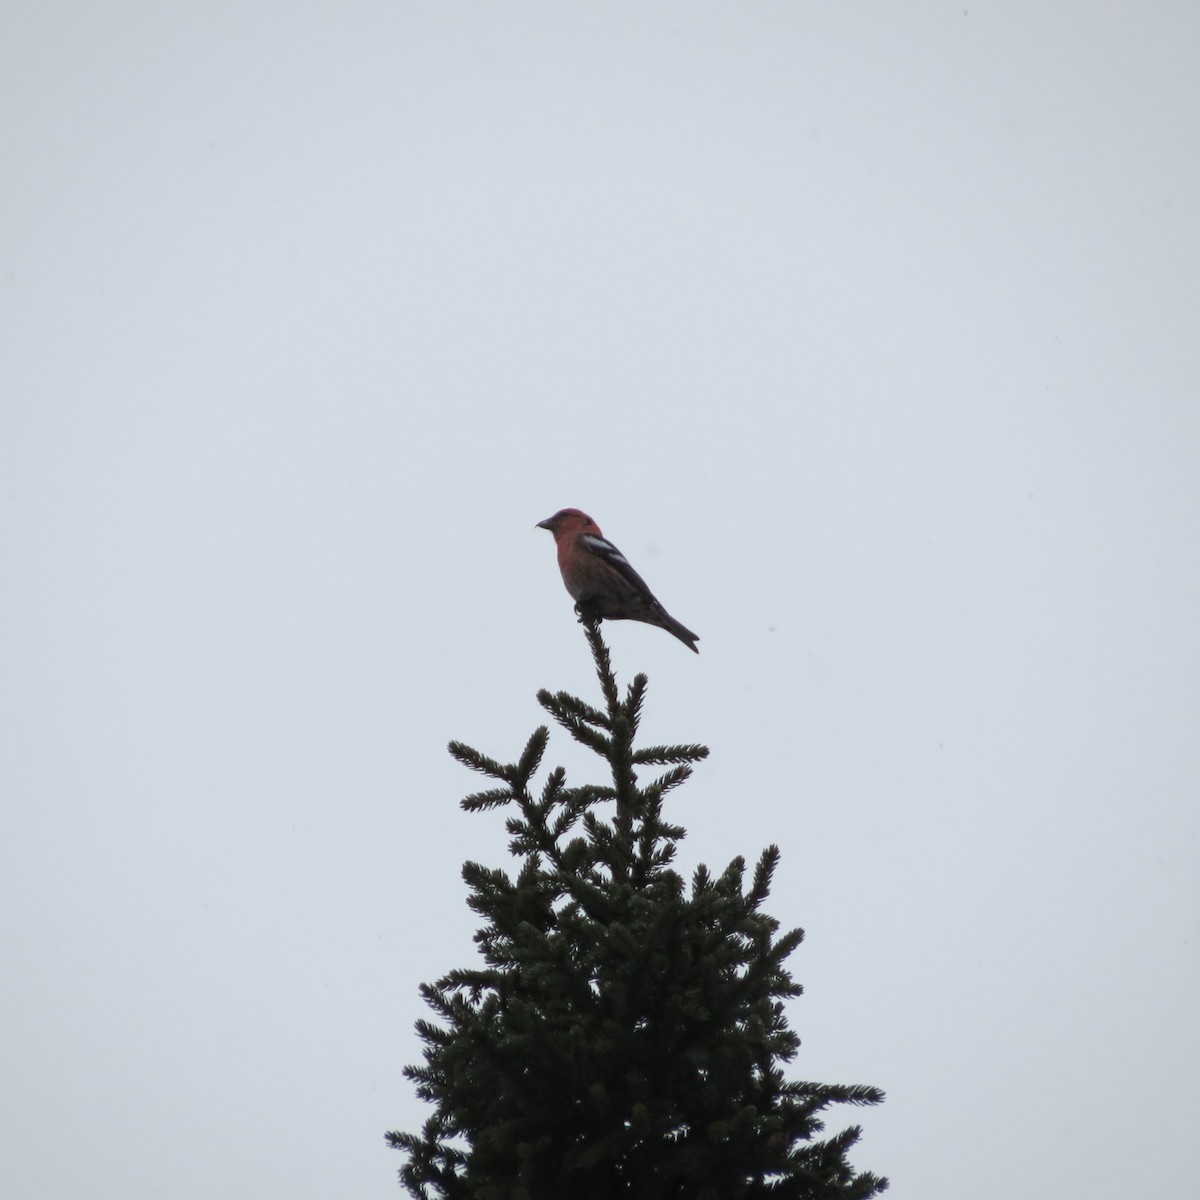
[536,508,699,653]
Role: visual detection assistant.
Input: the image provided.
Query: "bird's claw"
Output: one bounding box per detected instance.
[573,600,602,628]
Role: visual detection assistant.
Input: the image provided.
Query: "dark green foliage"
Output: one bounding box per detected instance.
[387,624,887,1199]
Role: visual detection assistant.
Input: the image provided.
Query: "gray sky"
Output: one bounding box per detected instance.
[3,4,1197,1197]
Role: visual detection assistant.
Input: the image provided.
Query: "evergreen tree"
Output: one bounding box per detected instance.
[387,624,887,1199]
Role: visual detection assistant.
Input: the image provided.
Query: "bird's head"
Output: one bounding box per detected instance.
[536,508,600,537]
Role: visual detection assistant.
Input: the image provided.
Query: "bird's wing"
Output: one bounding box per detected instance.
[579,533,658,599]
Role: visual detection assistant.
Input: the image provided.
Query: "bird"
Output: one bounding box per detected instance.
[535,508,699,653]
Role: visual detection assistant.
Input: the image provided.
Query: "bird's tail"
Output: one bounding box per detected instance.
[660,612,700,654]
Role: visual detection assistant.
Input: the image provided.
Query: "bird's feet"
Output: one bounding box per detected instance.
[573,599,603,629]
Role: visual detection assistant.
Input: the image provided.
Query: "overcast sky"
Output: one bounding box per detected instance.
[3,4,1197,1197]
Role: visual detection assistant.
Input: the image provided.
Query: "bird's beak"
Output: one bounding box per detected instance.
[535,516,554,530]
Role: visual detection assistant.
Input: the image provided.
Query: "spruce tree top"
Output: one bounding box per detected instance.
[387,623,887,1200]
